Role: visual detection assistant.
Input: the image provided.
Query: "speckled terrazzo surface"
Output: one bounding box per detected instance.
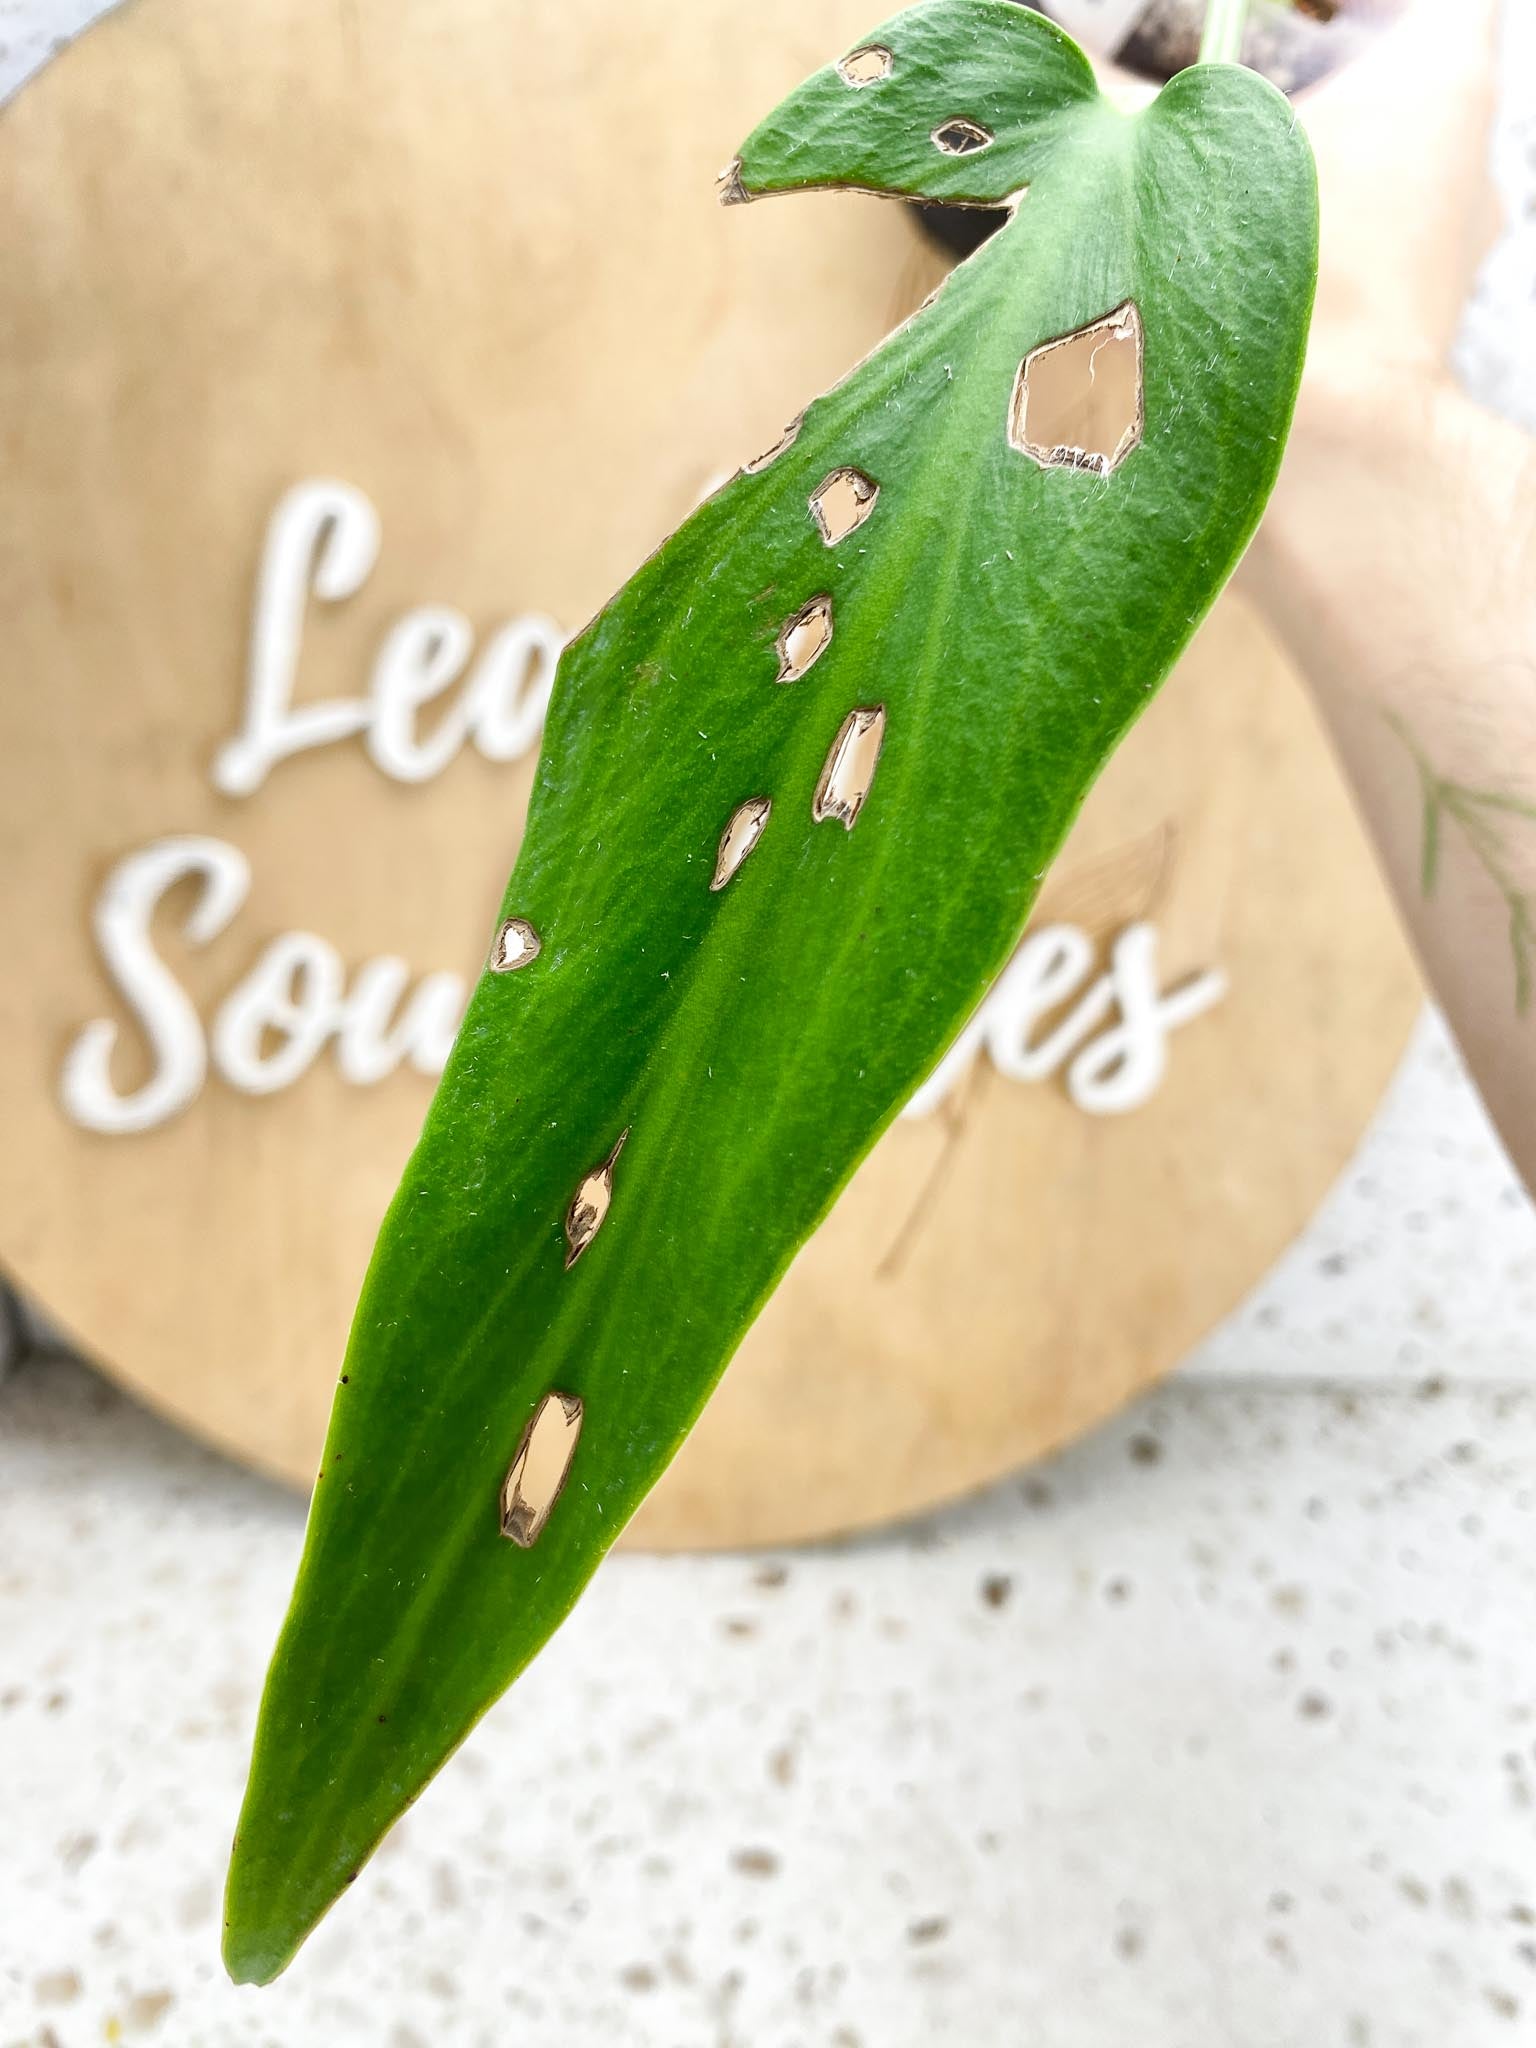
[4,5,1536,2045]
[8,1358,1536,2048]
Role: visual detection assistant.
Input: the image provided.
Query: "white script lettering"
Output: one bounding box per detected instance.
[212,479,562,796]
[63,840,1222,1134]
[902,923,1227,1120]
[62,837,467,1135]
[61,479,1228,1134]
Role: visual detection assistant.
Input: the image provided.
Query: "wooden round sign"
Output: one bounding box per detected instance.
[0,0,1419,1548]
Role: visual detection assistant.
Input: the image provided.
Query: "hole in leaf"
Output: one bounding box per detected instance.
[813,706,886,830]
[810,468,880,547]
[744,416,802,475]
[1009,301,1144,477]
[488,917,542,974]
[776,596,834,684]
[500,1392,583,1548]
[932,117,994,156]
[837,44,893,87]
[711,797,773,892]
[564,1130,628,1270]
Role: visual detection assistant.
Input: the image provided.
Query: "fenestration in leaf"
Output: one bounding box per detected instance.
[224,0,1317,1983]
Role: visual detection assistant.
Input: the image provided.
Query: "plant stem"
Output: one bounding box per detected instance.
[1199,0,1252,65]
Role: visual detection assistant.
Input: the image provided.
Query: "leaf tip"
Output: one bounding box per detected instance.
[716,156,753,207]
[221,1797,352,1987]
[220,1902,294,1989]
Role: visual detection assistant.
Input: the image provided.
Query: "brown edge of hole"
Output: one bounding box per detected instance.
[809,468,881,547]
[775,594,835,685]
[489,916,542,974]
[711,797,773,892]
[837,44,894,88]
[812,705,886,831]
[500,1391,585,1548]
[743,415,803,475]
[1008,300,1145,479]
[563,1128,630,1271]
[932,117,994,157]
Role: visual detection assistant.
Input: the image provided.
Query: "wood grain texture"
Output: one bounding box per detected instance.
[0,0,1419,1547]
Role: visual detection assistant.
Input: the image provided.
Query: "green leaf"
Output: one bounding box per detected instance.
[225,0,1317,1983]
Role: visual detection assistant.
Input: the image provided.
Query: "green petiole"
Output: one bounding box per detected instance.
[1199,0,1253,67]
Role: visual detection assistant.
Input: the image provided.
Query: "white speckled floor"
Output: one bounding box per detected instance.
[4,6,1536,2045]
[6,1358,1536,2048]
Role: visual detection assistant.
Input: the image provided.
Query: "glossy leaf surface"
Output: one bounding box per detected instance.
[225,0,1317,1982]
